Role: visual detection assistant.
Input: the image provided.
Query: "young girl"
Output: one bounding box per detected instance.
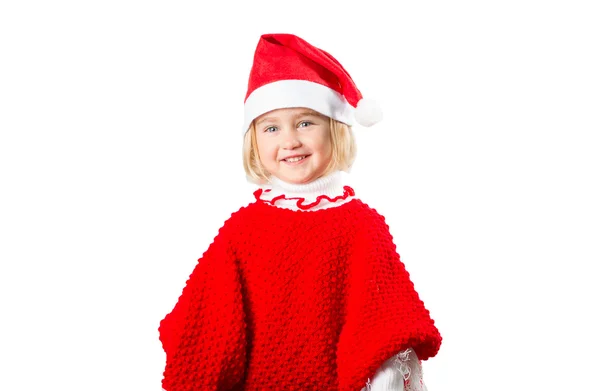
[158,33,442,391]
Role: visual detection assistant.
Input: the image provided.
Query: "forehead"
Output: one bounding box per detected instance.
[255,107,325,123]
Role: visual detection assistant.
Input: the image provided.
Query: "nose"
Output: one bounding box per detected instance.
[281,128,302,149]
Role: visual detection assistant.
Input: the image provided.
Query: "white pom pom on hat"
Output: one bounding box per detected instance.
[243,33,382,133]
[354,97,383,127]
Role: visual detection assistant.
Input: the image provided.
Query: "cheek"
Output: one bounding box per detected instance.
[256,138,276,161]
[315,133,332,156]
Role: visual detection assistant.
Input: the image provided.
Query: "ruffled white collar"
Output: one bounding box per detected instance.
[254,171,355,211]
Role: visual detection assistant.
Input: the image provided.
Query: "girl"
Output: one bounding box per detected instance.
[158,33,442,391]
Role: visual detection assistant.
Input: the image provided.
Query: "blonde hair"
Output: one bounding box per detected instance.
[242,116,357,184]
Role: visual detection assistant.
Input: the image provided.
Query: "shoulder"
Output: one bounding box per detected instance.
[201,203,260,257]
[345,198,397,248]
[349,198,389,226]
[219,202,259,232]
[217,200,287,234]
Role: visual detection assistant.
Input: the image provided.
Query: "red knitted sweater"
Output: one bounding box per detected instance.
[158,197,441,391]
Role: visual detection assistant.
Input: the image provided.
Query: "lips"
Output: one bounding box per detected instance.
[281,155,309,164]
[284,156,306,162]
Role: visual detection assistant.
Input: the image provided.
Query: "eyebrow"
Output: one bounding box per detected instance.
[255,111,321,126]
[255,116,275,126]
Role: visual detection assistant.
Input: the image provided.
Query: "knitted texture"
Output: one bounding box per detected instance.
[158,198,442,391]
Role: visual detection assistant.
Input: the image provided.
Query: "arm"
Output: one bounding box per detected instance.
[337,209,441,391]
[158,223,246,391]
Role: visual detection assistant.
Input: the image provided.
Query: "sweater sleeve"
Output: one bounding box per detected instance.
[158,221,246,391]
[337,211,441,391]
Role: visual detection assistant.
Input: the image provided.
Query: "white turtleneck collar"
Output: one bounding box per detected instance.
[255,171,356,211]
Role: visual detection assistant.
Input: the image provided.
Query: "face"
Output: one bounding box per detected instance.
[254,107,332,184]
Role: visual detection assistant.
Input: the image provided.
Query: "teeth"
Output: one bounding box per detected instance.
[285,156,306,163]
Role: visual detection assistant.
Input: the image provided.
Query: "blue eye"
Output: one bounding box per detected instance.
[298,121,312,128]
[265,126,278,133]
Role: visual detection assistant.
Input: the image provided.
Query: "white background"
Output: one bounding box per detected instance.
[1,1,599,390]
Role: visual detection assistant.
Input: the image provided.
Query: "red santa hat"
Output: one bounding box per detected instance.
[243,33,382,133]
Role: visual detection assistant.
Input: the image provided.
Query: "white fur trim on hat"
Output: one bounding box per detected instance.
[243,80,354,133]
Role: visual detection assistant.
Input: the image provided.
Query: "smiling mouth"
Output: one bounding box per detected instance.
[283,156,307,163]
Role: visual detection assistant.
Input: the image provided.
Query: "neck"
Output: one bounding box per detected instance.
[270,171,343,194]
[256,171,355,211]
